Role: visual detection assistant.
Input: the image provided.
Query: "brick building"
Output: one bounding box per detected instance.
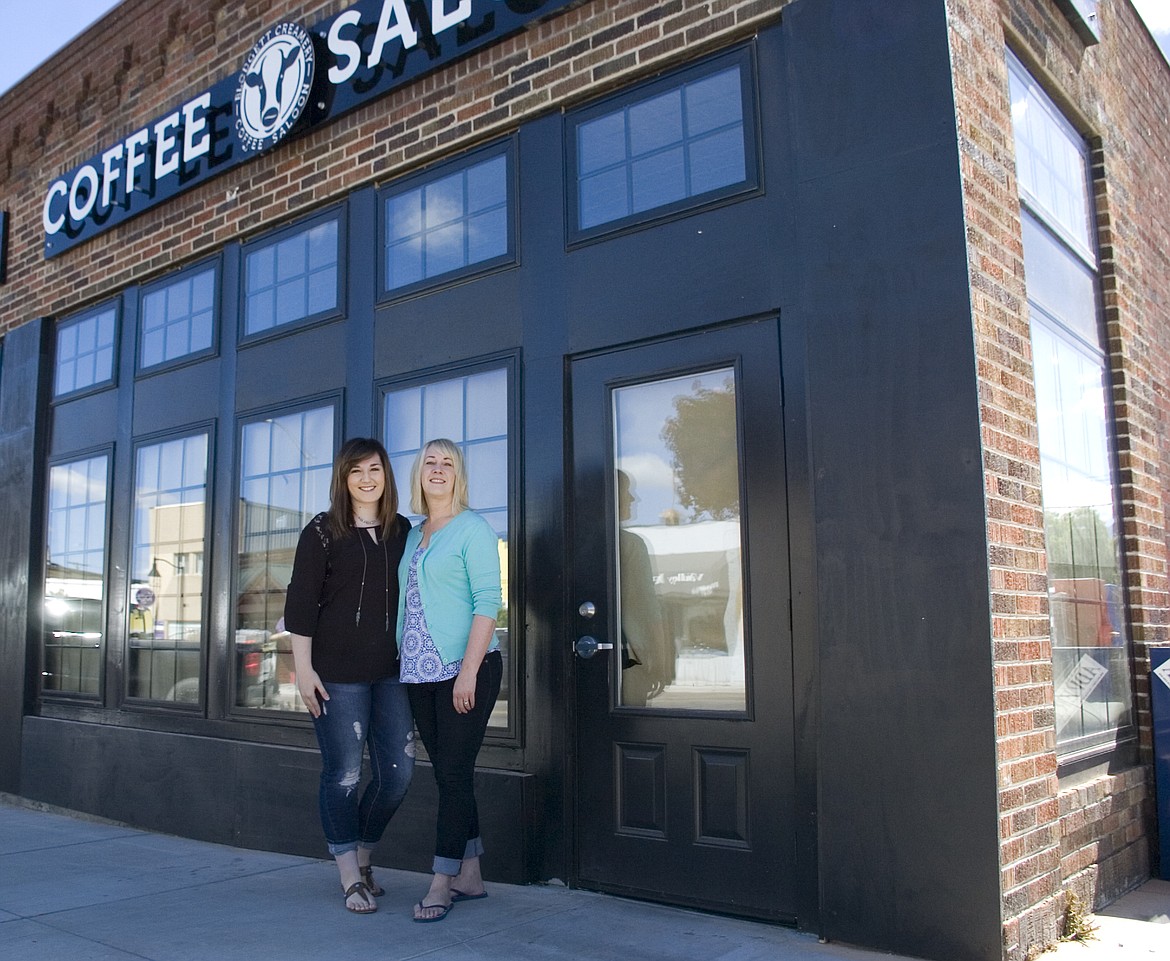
[0,1,1167,959]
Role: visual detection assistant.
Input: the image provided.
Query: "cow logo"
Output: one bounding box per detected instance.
[234,22,316,153]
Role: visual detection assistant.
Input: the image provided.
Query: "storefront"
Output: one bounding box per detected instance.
[2,2,1167,959]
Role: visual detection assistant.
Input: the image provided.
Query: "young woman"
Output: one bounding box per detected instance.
[284,437,414,915]
[397,438,503,922]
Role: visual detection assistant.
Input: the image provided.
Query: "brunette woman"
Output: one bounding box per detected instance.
[285,437,413,915]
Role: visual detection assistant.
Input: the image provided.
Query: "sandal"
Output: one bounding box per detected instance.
[359,865,385,897]
[344,880,377,914]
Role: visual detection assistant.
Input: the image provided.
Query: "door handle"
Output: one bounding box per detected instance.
[574,635,613,659]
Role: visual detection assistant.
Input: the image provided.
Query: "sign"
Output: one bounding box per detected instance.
[43,0,576,258]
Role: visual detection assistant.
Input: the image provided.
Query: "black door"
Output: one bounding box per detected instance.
[569,318,797,922]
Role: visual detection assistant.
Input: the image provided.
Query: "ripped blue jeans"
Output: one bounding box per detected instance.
[311,674,415,856]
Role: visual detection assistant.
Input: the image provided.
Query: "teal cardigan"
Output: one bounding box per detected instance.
[396,509,502,666]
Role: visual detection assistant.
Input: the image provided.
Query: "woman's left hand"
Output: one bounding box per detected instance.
[453,670,476,714]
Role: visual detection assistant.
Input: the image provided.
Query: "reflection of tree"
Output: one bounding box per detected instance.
[660,377,739,521]
[1044,506,1119,582]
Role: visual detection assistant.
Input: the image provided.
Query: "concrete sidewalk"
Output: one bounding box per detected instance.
[0,795,1165,961]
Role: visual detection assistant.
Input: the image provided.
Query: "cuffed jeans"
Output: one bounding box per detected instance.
[407,650,502,875]
[311,674,415,856]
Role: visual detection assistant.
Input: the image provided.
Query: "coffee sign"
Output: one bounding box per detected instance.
[42,0,574,258]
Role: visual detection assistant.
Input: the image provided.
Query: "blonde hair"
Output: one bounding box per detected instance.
[408,438,470,516]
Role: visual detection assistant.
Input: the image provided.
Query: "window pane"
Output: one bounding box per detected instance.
[579,168,630,230]
[466,368,508,438]
[631,148,686,213]
[383,149,512,294]
[1020,213,1098,345]
[422,379,465,441]
[578,112,627,174]
[128,434,208,703]
[236,406,334,710]
[44,455,108,696]
[689,127,747,195]
[383,367,511,729]
[628,90,683,156]
[1008,54,1094,255]
[686,67,743,135]
[612,370,745,712]
[245,219,339,334]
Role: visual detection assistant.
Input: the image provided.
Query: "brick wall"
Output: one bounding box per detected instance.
[0,0,781,334]
[950,0,1169,957]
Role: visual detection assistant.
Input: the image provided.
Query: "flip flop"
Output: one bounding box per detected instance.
[344,881,377,914]
[413,900,453,923]
[450,888,489,902]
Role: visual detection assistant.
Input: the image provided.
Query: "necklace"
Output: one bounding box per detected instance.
[354,530,390,632]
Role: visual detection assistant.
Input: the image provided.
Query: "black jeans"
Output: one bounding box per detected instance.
[407,650,503,875]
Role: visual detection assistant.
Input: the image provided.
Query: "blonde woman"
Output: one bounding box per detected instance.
[396,438,502,922]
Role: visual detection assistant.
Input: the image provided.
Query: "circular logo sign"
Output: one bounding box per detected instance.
[135,587,156,608]
[234,23,316,153]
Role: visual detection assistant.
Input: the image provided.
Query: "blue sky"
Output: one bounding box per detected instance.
[0,1,1168,99]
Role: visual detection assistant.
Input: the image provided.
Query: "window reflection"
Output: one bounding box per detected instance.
[1033,317,1131,742]
[613,369,745,711]
[236,407,334,710]
[128,434,208,702]
[44,455,109,695]
[384,366,511,728]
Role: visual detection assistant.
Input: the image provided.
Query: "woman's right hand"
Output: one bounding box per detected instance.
[296,667,329,718]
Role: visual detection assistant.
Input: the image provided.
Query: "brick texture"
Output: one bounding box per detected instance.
[950,0,1169,958]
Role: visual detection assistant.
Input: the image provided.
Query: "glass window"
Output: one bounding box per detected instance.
[55,306,116,398]
[612,369,745,712]
[140,266,216,369]
[570,49,757,238]
[1008,57,1095,260]
[244,217,340,336]
[1007,51,1133,755]
[384,366,511,728]
[44,454,109,696]
[236,406,335,710]
[128,433,209,703]
[381,144,513,297]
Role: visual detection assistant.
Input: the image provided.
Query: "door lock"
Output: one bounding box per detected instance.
[574,635,613,659]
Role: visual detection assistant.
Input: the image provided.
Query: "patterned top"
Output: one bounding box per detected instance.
[400,545,462,683]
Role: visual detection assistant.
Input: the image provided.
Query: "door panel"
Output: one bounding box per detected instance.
[570,318,797,922]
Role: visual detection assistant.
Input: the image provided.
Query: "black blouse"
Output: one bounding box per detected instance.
[283,512,411,684]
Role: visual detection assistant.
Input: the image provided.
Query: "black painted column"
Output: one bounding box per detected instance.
[0,317,53,792]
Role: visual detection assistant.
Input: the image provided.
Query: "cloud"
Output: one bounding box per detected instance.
[1132,0,1170,35]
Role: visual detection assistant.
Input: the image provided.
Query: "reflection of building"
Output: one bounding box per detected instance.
[633,521,744,694]
[1,3,1168,960]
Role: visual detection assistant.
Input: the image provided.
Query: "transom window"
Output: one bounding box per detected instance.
[55,305,117,398]
[383,365,511,730]
[244,215,341,337]
[236,405,335,710]
[44,453,109,696]
[380,142,514,298]
[128,433,209,703]
[140,265,217,370]
[568,47,758,240]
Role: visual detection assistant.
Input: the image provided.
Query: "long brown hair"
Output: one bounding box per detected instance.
[326,438,399,540]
